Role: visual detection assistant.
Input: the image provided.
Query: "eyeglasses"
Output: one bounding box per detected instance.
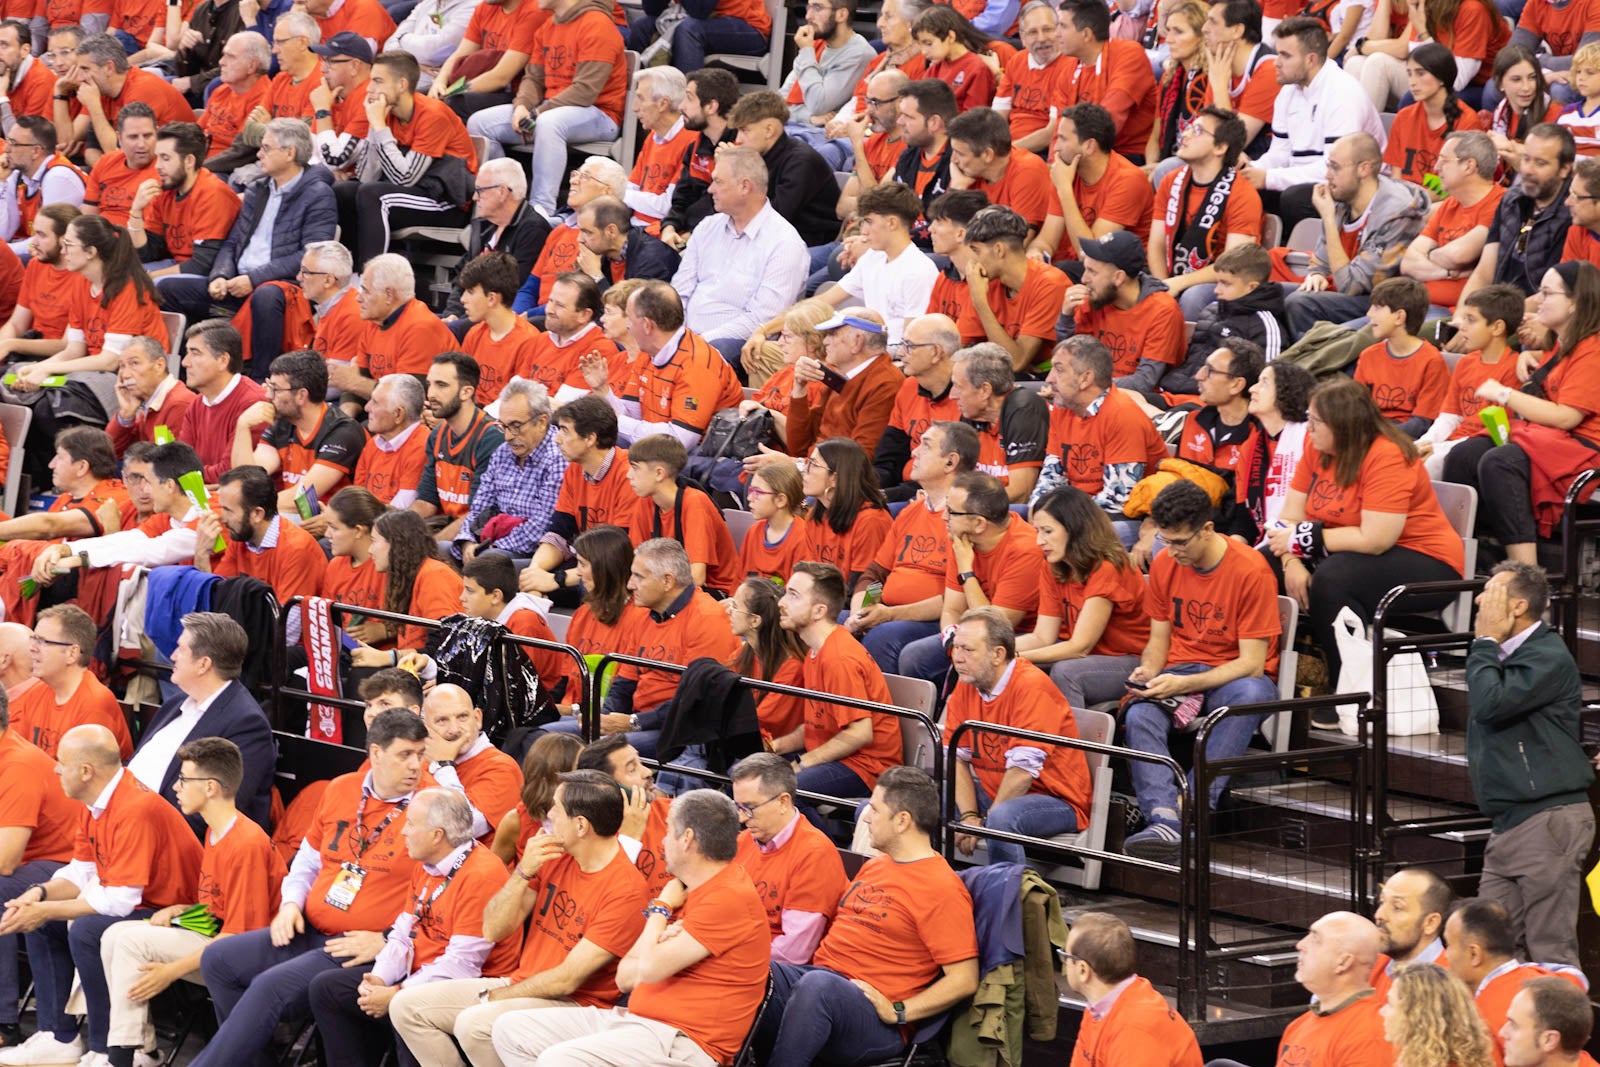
[803,457,831,473]
[28,634,75,648]
[296,267,331,279]
[889,341,942,358]
[746,485,773,498]
[1537,286,1569,299]
[499,418,538,434]
[4,137,36,149]
[174,775,221,786]
[946,508,977,518]
[735,794,785,818]
[473,184,506,197]
[266,383,298,395]
[1195,363,1235,380]
[865,94,903,107]
[1161,526,1209,550]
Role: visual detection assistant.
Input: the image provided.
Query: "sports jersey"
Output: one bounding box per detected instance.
[416,408,504,519]
[357,297,459,380]
[629,485,742,595]
[1439,350,1521,440]
[1057,152,1155,261]
[733,815,846,944]
[1354,341,1452,423]
[1040,558,1150,657]
[16,257,76,340]
[740,517,809,583]
[633,329,745,437]
[0,729,77,864]
[260,404,367,495]
[946,516,1050,630]
[75,771,202,909]
[509,845,646,1003]
[1073,290,1187,375]
[800,626,901,788]
[65,279,165,357]
[1145,534,1280,675]
[1476,961,1589,1066]
[11,671,133,760]
[929,51,997,112]
[1417,186,1505,307]
[462,315,542,404]
[142,168,240,264]
[200,813,287,934]
[802,506,893,585]
[301,771,425,935]
[200,77,273,156]
[352,421,428,507]
[1276,991,1391,1067]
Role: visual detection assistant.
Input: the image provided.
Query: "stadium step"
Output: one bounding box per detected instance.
[1226,777,1487,867]
[1305,724,1479,806]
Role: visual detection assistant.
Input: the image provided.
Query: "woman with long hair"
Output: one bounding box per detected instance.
[1018,487,1151,708]
[1148,0,1210,166]
[740,461,809,583]
[740,299,833,440]
[14,214,163,390]
[802,438,893,587]
[1382,963,1495,1067]
[551,525,647,721]
[725,577,807,738]
[1240,361,1314,539]
[319,487,390,646]
[1444,261,1600,566]
[490,731,583,866]
[1385,44,1481,189]
[1483,47,1560,174]
[1265,379,1463,698]
[913,6,999,111]
[350,508,464,664]
[1348,0,1507,111]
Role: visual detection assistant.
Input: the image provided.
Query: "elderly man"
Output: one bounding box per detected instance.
[106,336,195,457]
[949,343,1049,503]
[125,611,275,831]
[785,308,903,457]
[301,240,363,370]
[1398,131,1504,319]
[155,119,337,379]
[515,156,628,314]
[420,683,523,839]
[670,145,808,366]
[443,158,550,339]
[353,375,429,509]
[198,31,274,159]
[64,33,195,156]
[995,3,1066,152]
[873,314,962,498]
[456,379,565,563]
[329,253,457,411]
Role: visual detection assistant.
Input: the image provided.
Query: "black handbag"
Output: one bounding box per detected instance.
[695,407,778,462]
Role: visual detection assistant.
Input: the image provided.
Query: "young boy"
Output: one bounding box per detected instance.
[626,434,741,596]
[100,738,286,1067]
[1158,244,1289,398]
[460,551,570,698]
[1417,284,1525,477]
[924,189,990,327]
[459,252,542,407]
[1557,41,1600,156]
[1353,276,1451,437]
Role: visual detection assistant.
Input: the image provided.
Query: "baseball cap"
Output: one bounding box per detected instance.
[815,313,886,334]
[310,31,374,65]
[1079,231,1147,277]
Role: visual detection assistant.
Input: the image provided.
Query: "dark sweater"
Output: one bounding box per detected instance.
[762,133,840,248]
[1465,624,1594,833]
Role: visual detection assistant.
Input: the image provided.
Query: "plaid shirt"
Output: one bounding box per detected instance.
[459,429,565,556]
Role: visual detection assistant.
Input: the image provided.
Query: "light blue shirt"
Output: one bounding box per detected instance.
[236,170,304,276]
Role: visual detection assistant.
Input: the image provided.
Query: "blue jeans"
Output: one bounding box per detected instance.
[545,718,661,759]
[193,926,336,1067]
[785,123,852,170]
[1177,283,1217,321]
[796,759,869,828]
[1123,663,1277,820]
[862,618,939,676]
[467,104,619,215]
[25,909,153,1049]
[759,963,907,1067]
[628,14,768,72]
[971,780,1079,867]
[897,632,951,685]
[0,860,62,1023]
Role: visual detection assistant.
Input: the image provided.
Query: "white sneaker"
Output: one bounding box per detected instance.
[0,1032,86,1065]
[76,1054,109,1067]
[133,1051,163,1067]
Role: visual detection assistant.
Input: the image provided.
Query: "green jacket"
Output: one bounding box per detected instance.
[1465,624,1594,834]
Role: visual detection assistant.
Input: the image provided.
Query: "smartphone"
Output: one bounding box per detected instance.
[517,114,537,134]
[819,364,847,392]
[1126,679,1150,691]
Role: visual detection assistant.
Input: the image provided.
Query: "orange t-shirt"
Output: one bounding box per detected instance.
[1152,165,1263,272]
[1040,558,1150,657]
[12,671,133,760]
[75,771,203,909]
[740,517,809,583]
[1440,350,1521,440]
[754,656,806,738]
[320,555,386,614]
[1438,0,1506,85]
[802,506,893,585]
[0,729,77,863]
[887,376,961,479]
[1418,186,1504,307]
[399,557,465,650]
[998,52,1068,140]
[799,626,902,789]
[930,51,997,113]
[1145,535,1280,675]
[631,795,672,894]
[559,601,646,700]
[1562,223,1600,269]
[352,422,429,507]
[943,657,1093,825]
[1070,975,1203,1067]
[357,298,459,380]
[456,742,525,841]
[201,814,287,934]
[972,149,1061,233]
[144,168,241,264]
[112,0,168,45]
[17,258,76,340]
[553,447,634,538]
[84,152,157,227]
[302,771,424,935]
[632,330,745,437]
[1053,40,1158,157]
[813,853,978,1003]
[1277,993,1393,1067]
[1354,341,1452,422]
[872,498,952,606]
[1535,335,1600,443]
[630,123,699,229]
[733,815,847,943]
[1073,290,1187,374]
[200,77,273,156]
[213,517,329,607]
[1293,436,1466,573]
[407,842,522,978]
[523,325,629,396]
[1202,52,1278,127]
[945,516,1050,631]
[1057,152,1155,261]
[266,63,324,120]
[1477,963,1588,1067]
[957,258,1070,348]
[66,280,166,357]
[529,223,581,308]
[8,57,55,122]
[630,487,742,595]
[533,8,629,126]
[510,845,647,1002]
[101,66,196,129]
[467,0,542,52]
[927,268,973,325]
[383,93,478,179]
[1383,103,1482,185]
[463,316,542,405]
[314,0,398,45]
[628,862,769,1064]
[621,589,743,712]
[1520,0,1600,54]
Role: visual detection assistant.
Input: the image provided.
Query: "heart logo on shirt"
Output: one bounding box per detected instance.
[1184,599,1222,632]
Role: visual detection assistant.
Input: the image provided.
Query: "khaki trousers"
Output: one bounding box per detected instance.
[389,976,576,1067]
[491,1004,717,1067]
[99,921,208,1050]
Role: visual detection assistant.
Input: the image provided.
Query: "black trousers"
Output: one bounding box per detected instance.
[333,180,472,269]
[305,962,388,1067]
[1443,436,1542,546]
[155,275,289,381]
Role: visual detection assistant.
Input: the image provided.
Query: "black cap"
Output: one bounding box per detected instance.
[309,31,373,65]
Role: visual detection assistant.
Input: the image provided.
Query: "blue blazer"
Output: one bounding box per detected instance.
[136,679,277,836]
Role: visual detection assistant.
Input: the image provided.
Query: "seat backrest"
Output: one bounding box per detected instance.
[723,507,756,549]
[0,403,30,518]
[1430,480,1478,540]
[161,310,185,357]
[1287,217,1321,252]
[1072,707,1115,772]
[544,611,572,643]
[1277,594,1299,649]
[1260,214,1283,249]
[885,672,938,769]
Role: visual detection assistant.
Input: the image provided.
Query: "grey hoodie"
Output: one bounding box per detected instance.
[1307,175,1431,296]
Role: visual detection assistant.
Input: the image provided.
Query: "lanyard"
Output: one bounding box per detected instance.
[351,792,410,862]
[412,843,473,927]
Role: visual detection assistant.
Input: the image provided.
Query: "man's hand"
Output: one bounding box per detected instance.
[114,378,145,421]
[620,783,650,839]
[1049,154,1077,193]
[1204,38,1236,76]
[246,105,271,126]
[949,531,975,572]
[576,244,603,279]
[517,832,563,882]
[0,899,50,935]
[966,262,991,302]
[740,442,790,474]
[225,275,253,298]
[239,399,277,432]
[271,902,304,947]
[793,23,815,48]
[656,877,687,910]
[836,233,868,271]
[308,80,334,113]
[598,712,632,735]
[1284,557,1311,611]
[326,930,385,967]
[128,960,184,1003]
[130,178,160,216]
[850,979,898,1025]
[30,543,71,586]
[194,511,224,560]
[1297,273,1331,293]
[850,603,895,633]
[208,276,230,300]
[1061,283,1091,315]
[1310,182,1336,220]
[426,726,472,765]
[344,619,390,645]
[510,104,534,141]
[843,111,871,146]
[1475,581,1515,642]
[326,360,365,392]
[178,25,204,49]
[1133,672,1189,700]
[660,225,687,251]
[75,78,102,113]
[1239,163,1266,190]
[364,92,392,131]
[578,352,611,394]
[357,974,398,1017]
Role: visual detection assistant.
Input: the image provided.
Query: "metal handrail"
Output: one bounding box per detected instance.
[1559,468,1600,666]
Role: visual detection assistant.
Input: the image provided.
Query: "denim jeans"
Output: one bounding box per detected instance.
[758,963,907,1067]
[897,632,951,685]
[971,779,1080,867]
[1177,283,1217,322]
[545,718,660,759]
[796,759,869,828]
[627,14,768,72]
[468,104,619,215]
[862,619,940,676]
[1047,653,1142,710]
[1284,287,1371,337]
[0,859,62,1023]
[1123,663,1276,819]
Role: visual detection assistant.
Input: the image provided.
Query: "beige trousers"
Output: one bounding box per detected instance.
[99,921,208,1050]
[389,977,576,1067]
[491,1005,717,1067]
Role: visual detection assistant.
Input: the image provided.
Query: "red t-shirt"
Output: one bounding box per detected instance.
[467,0,542,53]
[1145,535,1280,675]
[1058,152,1155,261]
[1046,387,1168,497]
[945,516,1051,630]
[1520,0,1600,54]
[733,816,847,944]
[630,487,742,595]
[463,315,542,404]
[200,77,273,156]
[1354,341,1452,422]
[11,671,133,760]
[872,498,952,606]
[957,258,1070,349]
[1418,186,1504,307]
[1039,558,1150,657]
[928,51,997,113]
[406,842,522,978]
[510,846,647,1002]
[352,422,429,507]
[0,729,77,863]
[997,52,1068,140]
[66,279,166,357]
[1562,223,1600,269]
[1277,993,1392,1067]
[1202,53,1277,127]
[1074,290,1187,374]
[972,149,1061,233]
[83,151,158,227]
[620,588,742,712]
[16,258,76,340]
[201,814,287,934]
[143,168,241,264]
[800,626,902,789]
[802,507,893,585]
[314,0,397,45]
[383,93,477,179]
[1383,103,1482,185]
[740,517,809,583]
[1534,335,1600,443]
[266,63,324,120]
[1053,40,1158,157]
[74,771,202,909]
[533,9,628,126]
[302,771,424,935]
[1440,350,1521,439]
[1070,975,1204,1067]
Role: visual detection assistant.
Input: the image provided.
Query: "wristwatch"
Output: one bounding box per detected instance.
[629,713,640,731]
[893,1002,907,1025]
[957,571,977,586]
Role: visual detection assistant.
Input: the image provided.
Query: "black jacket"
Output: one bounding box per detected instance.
[1158,281,1289,396]
[598,227,681,293]
[444,202,553,318]
[139,679,277,836]
[763,133,840,247]
[661,127,738,237]
[655,657,764,772]
[207,576,279,694]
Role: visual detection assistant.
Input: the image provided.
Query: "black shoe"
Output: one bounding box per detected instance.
[1311,707,1340,731]
[0,1023,22,1047]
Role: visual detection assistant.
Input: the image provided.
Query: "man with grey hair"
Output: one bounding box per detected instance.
[512,155,628,314]
[328,252,456,410]
[307,786,522,1067]
[196,31,272,162]
[730,753,847,965]
[1399,130,1504,320]
[671,145,808,365]
[872,313,962,497]
[67,33,195,160]
[490,788,770,1067]
[353,374,429,508]
[302,240,363,369]
[993,2,1064,153]
[443,158,550,338]
[785,306,903,457]
[949,342,1050,503]
[107,336,195,458]
[622,67,691,227]
[456,378,565,562]
[156,116,336,363]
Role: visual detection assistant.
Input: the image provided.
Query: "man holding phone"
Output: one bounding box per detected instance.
[783,308,905,457]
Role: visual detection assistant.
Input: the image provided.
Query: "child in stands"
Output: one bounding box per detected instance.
[1416,285,1524,478]
[1353,277,1451,438]
[1556,41,1600,156]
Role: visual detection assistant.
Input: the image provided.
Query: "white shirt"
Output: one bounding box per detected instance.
[128,681,230,792]
[835,244,939,345]
[672,201,808,342]
[1260,59,1388,191]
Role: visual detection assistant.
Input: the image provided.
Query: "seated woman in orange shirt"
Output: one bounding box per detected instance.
[350,509,465,664]
[725,576,806,740]
[802,439,894,587]
[1265,379,1463,710]
[544,524,648,738]
[489,731,582,867]
[1383,45,1480,188]
[740,462,809,583]
[1017,487,1150,709]
[319,488,389,647]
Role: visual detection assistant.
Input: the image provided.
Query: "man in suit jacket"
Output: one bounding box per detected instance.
[126,612,276,835]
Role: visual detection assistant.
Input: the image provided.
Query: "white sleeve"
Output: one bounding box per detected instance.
[624,181,675,222]
[279,839,325,910]
[83,882,144,917]
[68,526,199,569]
[41,166,85,210]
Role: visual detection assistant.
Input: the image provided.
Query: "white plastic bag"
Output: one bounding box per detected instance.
[1332,607,1439,737]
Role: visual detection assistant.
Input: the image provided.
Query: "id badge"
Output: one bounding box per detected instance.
[324,862,366,912]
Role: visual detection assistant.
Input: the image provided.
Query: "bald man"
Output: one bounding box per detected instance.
[422,685,521,842]
[1274,912,1391,1067]
[0,725,201,1066]
[0,623,36,701]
